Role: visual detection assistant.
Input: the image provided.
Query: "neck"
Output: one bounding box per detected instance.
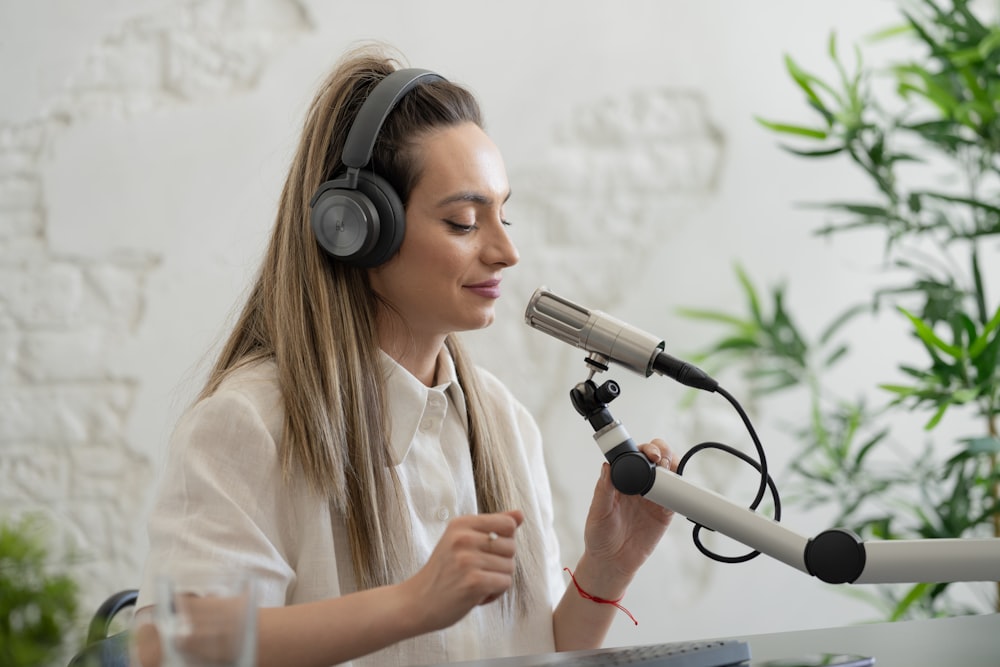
[378,320,446,387]
[387,344,442,386]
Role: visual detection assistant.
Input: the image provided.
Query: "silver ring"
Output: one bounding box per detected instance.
[488,531,499,542]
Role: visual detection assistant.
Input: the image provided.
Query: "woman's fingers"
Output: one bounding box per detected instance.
[638,438,675,471]
[462,514,521,605]
[448,512,522,583]
[403,510,530,630]
[467,509,522,559]
[482,529,512,557]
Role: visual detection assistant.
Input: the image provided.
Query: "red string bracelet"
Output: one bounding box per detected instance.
[563,567,638,625]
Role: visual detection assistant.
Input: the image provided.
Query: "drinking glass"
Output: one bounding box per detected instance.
[152,567,257,667]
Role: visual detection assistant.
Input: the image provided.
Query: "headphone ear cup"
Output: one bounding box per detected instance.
[310,171,403,267]
[310,179,381,264]
[352,171,405,268]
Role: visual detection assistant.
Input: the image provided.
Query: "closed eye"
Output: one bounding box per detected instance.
[445,220,477,233]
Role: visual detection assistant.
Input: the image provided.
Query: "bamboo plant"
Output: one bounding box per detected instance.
[681,0,1000,620]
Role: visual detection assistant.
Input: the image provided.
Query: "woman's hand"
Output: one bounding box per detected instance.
[582,439,676,588]
[132,511,526,667]
[552,439,676,651]
[400,510,524,633]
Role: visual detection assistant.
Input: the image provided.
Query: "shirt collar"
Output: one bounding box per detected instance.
[380,346,468,465]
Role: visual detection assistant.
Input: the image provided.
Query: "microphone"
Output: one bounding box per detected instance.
[527,286,1000,584]
[524,287,718,392]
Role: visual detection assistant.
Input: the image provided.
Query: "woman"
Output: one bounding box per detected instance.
[134,43,676,667]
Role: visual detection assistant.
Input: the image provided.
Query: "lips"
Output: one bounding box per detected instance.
[465,278,502,299]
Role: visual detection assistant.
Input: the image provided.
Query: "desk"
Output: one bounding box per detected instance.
[739,613,999,667]
[434,615,998,667]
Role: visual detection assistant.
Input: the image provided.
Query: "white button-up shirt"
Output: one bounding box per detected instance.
[138,348,564,666]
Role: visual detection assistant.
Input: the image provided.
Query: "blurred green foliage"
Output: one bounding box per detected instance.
[681,0,1000,619]
[1,515,80,666]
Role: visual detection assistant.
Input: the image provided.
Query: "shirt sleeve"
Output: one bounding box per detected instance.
[136,384,299,609]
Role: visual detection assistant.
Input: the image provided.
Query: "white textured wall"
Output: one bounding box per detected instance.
[5,0,978,651]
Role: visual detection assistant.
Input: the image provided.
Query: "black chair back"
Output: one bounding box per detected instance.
[67,589,138,667]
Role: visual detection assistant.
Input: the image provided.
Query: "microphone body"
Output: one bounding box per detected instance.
[524,288,664,377]
[525,287,718,391]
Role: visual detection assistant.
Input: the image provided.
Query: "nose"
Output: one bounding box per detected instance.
[485,221,519,267]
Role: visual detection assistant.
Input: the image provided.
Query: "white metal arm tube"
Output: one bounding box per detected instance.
[855,538,1000,584]
[643,467,1000,583]
[644,467,811,575]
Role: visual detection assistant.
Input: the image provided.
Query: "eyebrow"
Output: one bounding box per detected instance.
[435,189,512,208]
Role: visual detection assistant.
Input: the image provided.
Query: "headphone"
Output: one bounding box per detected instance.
[309,68,445,268]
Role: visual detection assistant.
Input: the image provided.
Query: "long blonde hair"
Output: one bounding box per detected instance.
[200,44,541,611]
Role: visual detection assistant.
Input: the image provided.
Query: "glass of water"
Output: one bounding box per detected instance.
[152,567,257,667]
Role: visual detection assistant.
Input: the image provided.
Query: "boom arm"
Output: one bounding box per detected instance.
[572,374,1000,585]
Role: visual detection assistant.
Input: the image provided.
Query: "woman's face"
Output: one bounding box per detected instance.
[369,121,519,345]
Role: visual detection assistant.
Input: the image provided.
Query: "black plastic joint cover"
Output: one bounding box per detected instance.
[607,449,656,495]
[804,529,867,584]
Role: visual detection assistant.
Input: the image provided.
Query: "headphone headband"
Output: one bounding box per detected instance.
[340,68,445,171]
[309,65,447,268]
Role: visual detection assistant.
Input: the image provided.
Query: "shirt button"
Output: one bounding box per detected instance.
[420,419,436,431]
[436,507,450,521]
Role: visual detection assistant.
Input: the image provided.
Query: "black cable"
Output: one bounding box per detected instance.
[674,384,782,563]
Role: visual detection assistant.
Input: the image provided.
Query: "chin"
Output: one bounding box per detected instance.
[461,311,496,331]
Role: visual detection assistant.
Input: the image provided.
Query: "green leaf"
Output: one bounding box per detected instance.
[879,383,919,397]
[894,64,960,113]
[784,52,842,111]
[753,375,802,396]
[916,190,1000,216]
[865,22,913,44]
[950,387,980,403]
[735,265,764,325]
[889,584,931,621]
[897,365,930,380]
[925,402,950,430]
[969,305,1000,359]
[803,201,894,218]
[822,344,850,368]
[854,428,890,468]
[960,436,1000,455]
[714,336,764,352]
[755,117,830,139]
[972,248,987,323]
[898,307,964,358]
[818,303,868,344]
[674,307,749,328]
[978,26,1000,59]
[780,145,845,158]
[971,329,1000,385]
